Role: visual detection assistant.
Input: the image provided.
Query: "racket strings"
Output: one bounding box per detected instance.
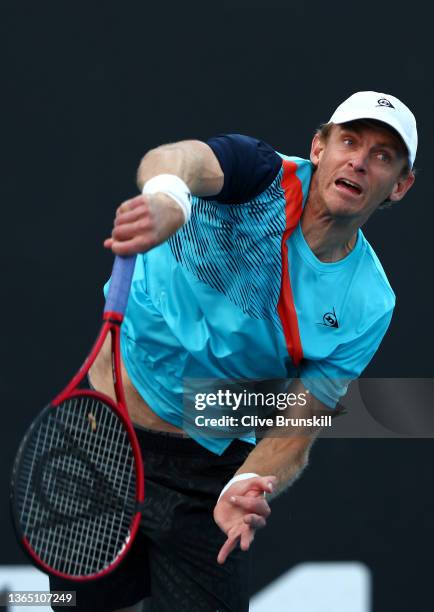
[14,396,138,576]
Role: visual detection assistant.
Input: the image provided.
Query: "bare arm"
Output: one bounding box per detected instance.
[214,380,331,563]
[234,430,316,496]
[234,380,328,496]
[136,140,224,197]
[105,140,224,255]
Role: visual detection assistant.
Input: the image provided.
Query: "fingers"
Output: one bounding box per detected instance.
[217,522,260,564]
[116,195,146,216]
[240,528,255,552]
[217,534,239,565]
[252,475,277,494]
[103,195,156,255]
[111,197,152,243]
[111,218,152,243]
[104,192,184,256]
[114,203,150,227]
[215,495,270,564]
[229,495,271,518]
[233,475,277,497]
[243,514,266,529]
[214,476,277,564]
[104,237,152,256]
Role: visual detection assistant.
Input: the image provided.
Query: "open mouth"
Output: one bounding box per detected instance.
[335,178,362,196]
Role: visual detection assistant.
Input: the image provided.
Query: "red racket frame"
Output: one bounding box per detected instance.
[18,310,145,581]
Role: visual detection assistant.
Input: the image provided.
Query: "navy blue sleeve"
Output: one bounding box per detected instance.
[205,134,282,204]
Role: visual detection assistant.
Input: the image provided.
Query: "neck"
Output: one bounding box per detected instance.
[302,179,360,263]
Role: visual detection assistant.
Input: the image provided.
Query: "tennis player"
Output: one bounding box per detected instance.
[50,91,416,611]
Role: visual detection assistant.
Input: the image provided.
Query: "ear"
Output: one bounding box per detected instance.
[310,133,326,167]
[388,171,416,202]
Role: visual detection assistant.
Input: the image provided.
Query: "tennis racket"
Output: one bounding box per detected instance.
[10,255,144,581]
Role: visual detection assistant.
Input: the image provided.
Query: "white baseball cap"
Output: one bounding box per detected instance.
[329,91,418,168]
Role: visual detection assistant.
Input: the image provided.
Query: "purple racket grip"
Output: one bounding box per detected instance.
[104,255,137,316]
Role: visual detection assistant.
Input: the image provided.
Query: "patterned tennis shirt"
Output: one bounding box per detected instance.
[105,134,395,454]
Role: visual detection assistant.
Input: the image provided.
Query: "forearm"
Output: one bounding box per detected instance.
[136,140,224,197]
[213,383,326,563]
[106,140,223,256]
[232,379,325,497]
[235,434,314,498]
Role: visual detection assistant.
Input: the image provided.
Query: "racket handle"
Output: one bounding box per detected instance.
[104,255,137,315]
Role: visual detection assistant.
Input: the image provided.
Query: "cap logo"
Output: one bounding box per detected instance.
[376,98,395,109]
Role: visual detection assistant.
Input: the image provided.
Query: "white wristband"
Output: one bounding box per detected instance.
[142,174,192,224]
[218,473,259,501]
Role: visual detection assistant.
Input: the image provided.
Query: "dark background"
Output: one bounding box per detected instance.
[2,1,433,609]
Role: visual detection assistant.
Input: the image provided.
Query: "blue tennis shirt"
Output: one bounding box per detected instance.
[105,134,395,454]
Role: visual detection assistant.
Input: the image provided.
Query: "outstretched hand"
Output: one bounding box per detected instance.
[213,475,277,565]
[104,193,185,256]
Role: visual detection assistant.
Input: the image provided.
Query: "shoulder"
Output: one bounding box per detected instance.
[205,134,282,203]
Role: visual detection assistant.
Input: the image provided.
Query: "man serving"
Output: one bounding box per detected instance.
[50,91,417,611]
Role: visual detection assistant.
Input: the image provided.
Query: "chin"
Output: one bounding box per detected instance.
[324,199,361,219]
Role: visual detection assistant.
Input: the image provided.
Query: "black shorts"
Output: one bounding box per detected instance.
[49,426,254,612]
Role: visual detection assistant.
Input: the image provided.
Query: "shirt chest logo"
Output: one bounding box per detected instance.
[317,307,339,328]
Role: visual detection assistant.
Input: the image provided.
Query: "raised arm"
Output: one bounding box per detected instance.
[136,140,224,197]
[104,140,224,256]
[105,135,281,255]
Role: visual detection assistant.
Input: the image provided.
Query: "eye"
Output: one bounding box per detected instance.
[376,151,391,162]
[343,137,353,146]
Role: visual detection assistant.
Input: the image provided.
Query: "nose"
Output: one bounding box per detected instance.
[348,152,368,173]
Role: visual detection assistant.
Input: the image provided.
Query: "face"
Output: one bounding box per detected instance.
[309,122,415,222]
